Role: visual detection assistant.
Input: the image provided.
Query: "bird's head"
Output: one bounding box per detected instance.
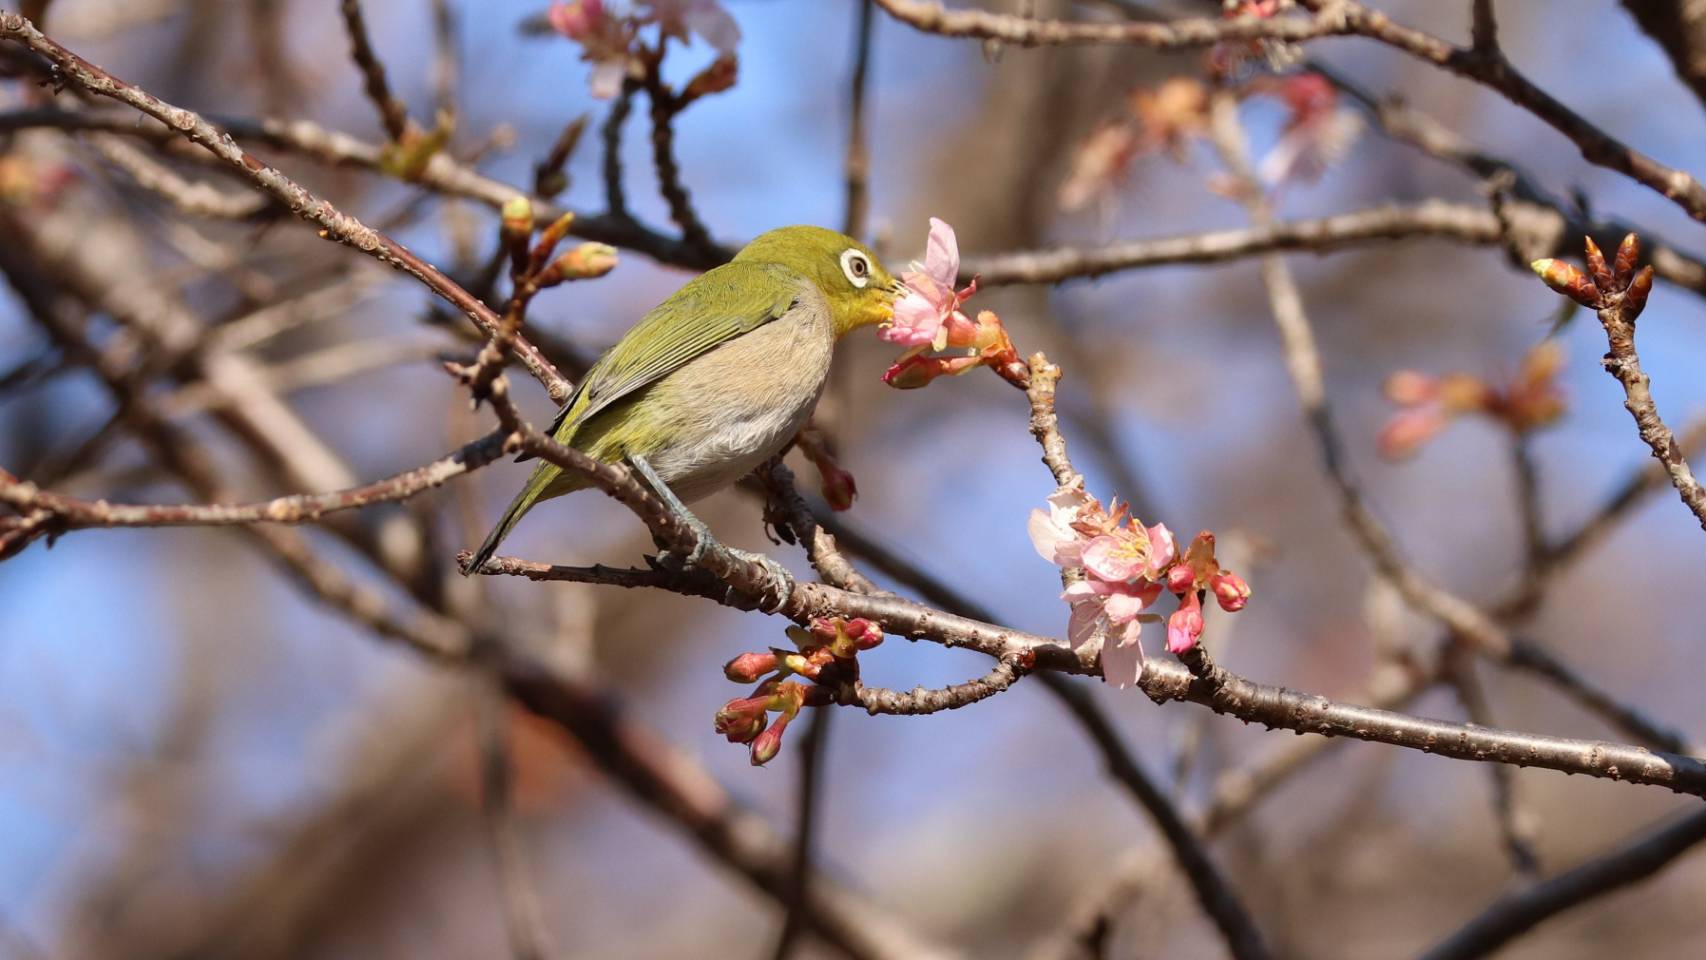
[734,225,901,336]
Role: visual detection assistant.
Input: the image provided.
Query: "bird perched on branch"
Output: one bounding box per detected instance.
[468,225,898,583]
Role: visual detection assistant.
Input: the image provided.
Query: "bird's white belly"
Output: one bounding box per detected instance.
[640,302,835,503]
[649,392,821,502]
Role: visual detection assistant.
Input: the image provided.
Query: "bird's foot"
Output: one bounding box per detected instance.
[627,454,793,612]
[721,545,794,613]
[628,454,711,569]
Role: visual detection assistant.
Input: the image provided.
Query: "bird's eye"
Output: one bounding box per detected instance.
[840,249,871,288]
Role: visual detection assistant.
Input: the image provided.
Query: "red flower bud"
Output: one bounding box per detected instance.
[714,696,769,743]
[818,462,857,512]
[846,618,884,650]
[723,651,778,683]
[749,711,792,766]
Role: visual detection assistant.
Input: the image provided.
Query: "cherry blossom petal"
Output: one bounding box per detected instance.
[1083,534,1147,583]
[1100,620,1147,689]
[588,58,630,99]
[1062,582,1104,650]
[879,285,946,347]
[1102,581,1161,623]
[922,217,960,293]
[1144,522,1177,577]
[685,2,741,53]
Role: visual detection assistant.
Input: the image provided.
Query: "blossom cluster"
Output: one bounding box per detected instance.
[878,218,1027,390]
[548,0,739,98]
[715,617,883,765]
[1378,341,1566,460]
[1029,485,1249,688]
[1057,61,1360,212]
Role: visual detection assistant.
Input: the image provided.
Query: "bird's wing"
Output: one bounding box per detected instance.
[544,261,803,439]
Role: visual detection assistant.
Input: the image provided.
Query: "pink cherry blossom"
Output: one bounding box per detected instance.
[880,217,977,351]
[1378,343,1566,461]
[1082,525,1151,582]
[549,0,639,99]
[1253,73,1363,188]
[1031,485,1248,686]
[1062,578,1162,687]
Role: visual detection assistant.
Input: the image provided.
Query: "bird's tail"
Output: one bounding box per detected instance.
[466,463,560,575]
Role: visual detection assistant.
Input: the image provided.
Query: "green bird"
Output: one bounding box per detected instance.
[468,224,899,575]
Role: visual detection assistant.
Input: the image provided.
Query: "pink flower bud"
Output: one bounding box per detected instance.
[881,354,980,389]
[1210,571,1251,612]
[749,711,792,766]
[1377,407,1448,461]
[1383,370,1437,406]
[1165,563,1196,595]
[723,651,778,683]
[1167,592,1205,655]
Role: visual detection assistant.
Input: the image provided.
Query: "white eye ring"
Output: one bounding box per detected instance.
[840,249,871,288]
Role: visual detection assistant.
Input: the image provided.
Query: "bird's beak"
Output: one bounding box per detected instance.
[870,279,905,323]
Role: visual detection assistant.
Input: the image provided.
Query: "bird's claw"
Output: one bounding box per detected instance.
[627,453,791,611]
[726,545,793,613]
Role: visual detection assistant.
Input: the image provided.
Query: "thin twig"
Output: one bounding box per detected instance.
[1420,808,1706,960]
[1297,0,1706,224]
[0,16,571,400]
[1593,264,1706,531]
[1447,653,1543,880]
[339,0,412,142]
[872,0,1353,47]
[1468,0,1498,55]
[641,52,714,255]
[477,688,560,960]
[842,0,876,239]
[0,432,508,536]
[769,710,831,960]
